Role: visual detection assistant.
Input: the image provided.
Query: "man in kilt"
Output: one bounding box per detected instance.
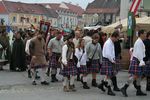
[29,31,49,85]
[110,38,122,91]
[47,30,63,82]
[60,34,78,92]
[121,29,147,97]
[144,31,150,91]
[98,31,119,96]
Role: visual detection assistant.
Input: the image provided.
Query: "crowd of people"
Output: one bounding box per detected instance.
[0,26,150,97]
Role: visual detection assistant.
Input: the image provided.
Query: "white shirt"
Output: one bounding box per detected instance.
[133,38,145,66]
[73,38,79,48]
[75,48,87,67]
[83,36,92,46]
[102,38,115,63]
[61,44,73,65]
[25,39,32,55]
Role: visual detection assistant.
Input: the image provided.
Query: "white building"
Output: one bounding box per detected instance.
[43,2,84,29]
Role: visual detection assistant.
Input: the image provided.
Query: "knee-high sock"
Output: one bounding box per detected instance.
[70,76,75,85]
[136,77,142,86]
[51,68,57,75]
[63,77,69,86]
[31,69,36,81]
[83,76,87,82]
[126,76,134,85]
[38,68,46,82]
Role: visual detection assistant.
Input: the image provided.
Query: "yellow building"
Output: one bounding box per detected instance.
[1,0,58,29]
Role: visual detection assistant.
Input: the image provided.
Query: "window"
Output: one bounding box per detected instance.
[26,18,29,23]
[34,18,37,23]
[13,16,16,23]
[20,17,24,22]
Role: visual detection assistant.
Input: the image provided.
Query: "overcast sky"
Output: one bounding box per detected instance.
[7,0,94,9]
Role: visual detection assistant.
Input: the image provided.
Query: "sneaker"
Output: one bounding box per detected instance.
[32,81,37,85]
[41,81,49,85]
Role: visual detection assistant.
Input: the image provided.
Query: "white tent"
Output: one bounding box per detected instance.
[102,17,150,33]
[84,25,103,30]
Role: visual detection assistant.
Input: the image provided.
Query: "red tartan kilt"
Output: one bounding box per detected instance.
[128,57,144,76]
[100,57,118,76]
[60,60,77,76]
[115,56,121,71]
[78,65,88,74]
[87,59,100,73]
[49,53,61,68]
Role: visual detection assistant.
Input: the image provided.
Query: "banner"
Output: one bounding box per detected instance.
[127,11,136,36]
[40,20,51,40]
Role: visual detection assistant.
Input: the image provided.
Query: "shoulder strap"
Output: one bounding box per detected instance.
[79,49,84,62]
[91,44,98,60]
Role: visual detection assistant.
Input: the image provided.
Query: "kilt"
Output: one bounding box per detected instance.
[49,53,61,68]
[88,59,100,73]
[144,60,150,76]
[115,56,121,71]
[128,57,144,76]
[60,60,77,76]
[78,65,88,74]
[100,57,118,76]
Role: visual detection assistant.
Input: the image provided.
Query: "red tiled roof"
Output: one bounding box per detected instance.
[2,1,58,18]
[85,8,119,14]
[85,0,120,14]
[0,2,7,14]
[64,3,84,16]
[42,3,73,13]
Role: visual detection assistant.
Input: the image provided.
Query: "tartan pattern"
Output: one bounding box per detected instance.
[60,60,77,76]
[115,56,121,71]
[144,60,150,76]
[49,53,61,68]
[128,57,144,76]
[100,57,118,76]
[78,65,88,74]
[87,59,100,73]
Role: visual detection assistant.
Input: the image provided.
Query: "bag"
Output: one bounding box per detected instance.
[86,59,92,67]
[86,44,98,67]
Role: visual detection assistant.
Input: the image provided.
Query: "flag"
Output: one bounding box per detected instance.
[130,0,142,15]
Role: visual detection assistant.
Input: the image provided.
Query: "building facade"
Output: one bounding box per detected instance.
[0,0,58,29]
[43,2,84,29]
[83,0,120,26]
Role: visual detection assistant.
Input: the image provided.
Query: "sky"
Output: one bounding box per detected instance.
[7,0,94,9]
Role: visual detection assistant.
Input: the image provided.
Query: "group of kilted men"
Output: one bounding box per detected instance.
[25,28,150,97]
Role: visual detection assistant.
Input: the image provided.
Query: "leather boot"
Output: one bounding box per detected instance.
[133,80,138,90]
[83,82,90,89]
[92,79,97,87]
[136,86,147,96]
[121,84,129,97]
[98,80,106,92]
[111,76,120,91]
[146,77,150,91]
[107,86,115,96]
